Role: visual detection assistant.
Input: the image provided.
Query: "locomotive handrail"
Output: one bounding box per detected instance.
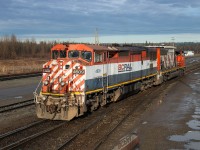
[35,78,42,94]
[33,78,42,103]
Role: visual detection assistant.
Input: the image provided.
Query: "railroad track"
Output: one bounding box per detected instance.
[0,120,45,139]
[56,104,121,150]
[57,115,107,150]
[0,108,113,150]
[0,99,34,113]
[0,120,65,150]
[2,88,151,150]
[56,63,200,150]
[56,82,164,150]
[0,72,42,81]
[0,76,185,150]
[92,63,200,150]
[186,62,200,74]
[2,62,197,114]
[93,85,164,150]
[1,62,200,149]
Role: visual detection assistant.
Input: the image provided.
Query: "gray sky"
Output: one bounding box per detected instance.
[1,0,200,43]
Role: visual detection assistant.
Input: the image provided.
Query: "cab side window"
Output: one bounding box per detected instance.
[68,50,79,58]
[81,51,92,62]
[95,52,103,62]
[60,50,66,58]
[52,50,59,59]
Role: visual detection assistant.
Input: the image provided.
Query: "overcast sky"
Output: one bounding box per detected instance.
[1,0,200,43]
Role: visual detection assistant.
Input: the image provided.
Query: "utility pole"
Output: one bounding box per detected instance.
[95,28,99,45]
[171,37,175,47]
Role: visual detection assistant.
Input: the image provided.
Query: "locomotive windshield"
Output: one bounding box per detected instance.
[68,50,92,62]
[81,51,92,62]
[52,50,66,59]
[60,50,66,58]
[68,50,79,58]
[52,50,59,59]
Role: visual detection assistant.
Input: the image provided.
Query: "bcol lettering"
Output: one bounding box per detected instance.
[118,64,132,72]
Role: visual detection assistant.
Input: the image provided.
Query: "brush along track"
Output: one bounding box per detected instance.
[0,99,34,113]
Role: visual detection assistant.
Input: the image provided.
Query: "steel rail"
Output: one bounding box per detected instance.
[93,63,200,150]
[185,63,200,74]
[57,113,108,150]
[56,63,199,150]
[0,122,66,150]
[57,82,158,150]
[0,99,34,113]
[93,85,163,149]
[0,120,46,139]
[0,60,199,150]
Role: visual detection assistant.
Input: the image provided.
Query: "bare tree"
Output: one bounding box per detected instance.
[0,34,55,60]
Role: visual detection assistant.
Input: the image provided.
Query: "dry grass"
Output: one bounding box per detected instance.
[0,58,48,75]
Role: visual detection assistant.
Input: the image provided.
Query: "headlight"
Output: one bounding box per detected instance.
[44,80,49,86]
[42,96,47,101]
[61,81,65,86]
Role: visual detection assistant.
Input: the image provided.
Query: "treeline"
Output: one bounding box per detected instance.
[176,42,200,53]
[1,35,200,60]
[0,35,55,59]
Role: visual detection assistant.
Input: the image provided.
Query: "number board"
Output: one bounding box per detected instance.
[73,69,85,75]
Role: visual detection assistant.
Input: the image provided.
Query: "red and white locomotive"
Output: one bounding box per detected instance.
[34,44,185,120]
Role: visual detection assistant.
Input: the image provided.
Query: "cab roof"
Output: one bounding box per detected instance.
[51,44,67,51]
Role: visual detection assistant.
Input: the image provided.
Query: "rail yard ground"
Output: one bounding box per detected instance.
[135,69,200,150]
[0,76,41,106]
[0,56,200,149]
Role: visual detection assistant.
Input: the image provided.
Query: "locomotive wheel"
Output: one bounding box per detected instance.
[90,95,100,112]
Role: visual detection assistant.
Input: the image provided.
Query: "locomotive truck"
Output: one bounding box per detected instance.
[34,44,185,120]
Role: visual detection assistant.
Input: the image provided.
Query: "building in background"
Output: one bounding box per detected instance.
[184,50,194,56]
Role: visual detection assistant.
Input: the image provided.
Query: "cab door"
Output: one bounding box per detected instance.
[102,52,108,105]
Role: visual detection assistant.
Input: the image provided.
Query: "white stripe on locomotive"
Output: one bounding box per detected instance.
[85,60,157,80]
